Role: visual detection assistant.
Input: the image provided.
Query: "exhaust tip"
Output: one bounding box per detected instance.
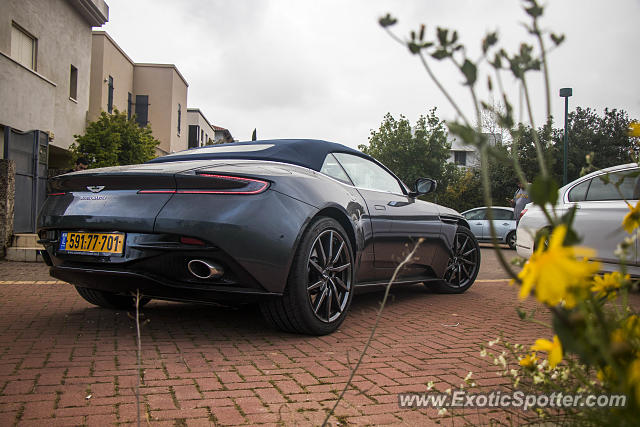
[187,259,224,280]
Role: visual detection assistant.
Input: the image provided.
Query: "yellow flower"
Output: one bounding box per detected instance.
[629,121,640,138]
[519,352,538,368]
[531,335,563,368]
[517,225,600,307]
[623,200,640,233]
[610,328,626,343]
[628,359,640,406]
[591,271,628,300]
[623,314,640,338]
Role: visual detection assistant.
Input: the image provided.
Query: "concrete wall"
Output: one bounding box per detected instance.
[170,67,188,153]
[0,160,16,257]
[88,32,134,121]
[132,64,188,155]
[0,0,107,151]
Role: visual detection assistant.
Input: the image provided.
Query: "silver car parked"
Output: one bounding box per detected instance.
[516,163,640,275]
[462,207,517,249]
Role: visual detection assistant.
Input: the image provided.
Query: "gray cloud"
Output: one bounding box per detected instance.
[103,0,640,144]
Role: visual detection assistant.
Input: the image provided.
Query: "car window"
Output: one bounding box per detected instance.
[333,153,403,194]
[464,209,486,220]
[585,170,640,201]
[491,209,514,220]
[568,179,590,202]
[320,153,352,185]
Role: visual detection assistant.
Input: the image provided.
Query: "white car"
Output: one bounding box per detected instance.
[516,163,640,275]
[462,207,517,249]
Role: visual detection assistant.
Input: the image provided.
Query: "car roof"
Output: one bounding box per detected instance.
[146,139,372,172]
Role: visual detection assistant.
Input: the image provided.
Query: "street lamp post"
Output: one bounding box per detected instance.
[559,87,573,186]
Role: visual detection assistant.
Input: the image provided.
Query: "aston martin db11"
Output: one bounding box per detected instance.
[37,139,480,335]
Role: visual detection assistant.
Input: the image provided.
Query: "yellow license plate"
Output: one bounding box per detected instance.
[59,232,125,255]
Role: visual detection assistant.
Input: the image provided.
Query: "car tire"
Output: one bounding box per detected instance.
[428,226,480,294]
[260,217,354,335]
[506,231,517,250]
[75,286,151,309]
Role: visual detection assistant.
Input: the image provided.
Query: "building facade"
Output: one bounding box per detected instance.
[448,133,502,167]
[186,108,216,148]
[89,32,189,155]
[0,0,109,168]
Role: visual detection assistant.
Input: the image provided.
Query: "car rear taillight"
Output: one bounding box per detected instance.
[519,208,528,219]
[138,174,269,195]
[47,192,66,196]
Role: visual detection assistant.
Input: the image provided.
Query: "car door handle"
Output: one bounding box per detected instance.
[374,205,386,210]
[475,222,482,225]
[502,223,509,226]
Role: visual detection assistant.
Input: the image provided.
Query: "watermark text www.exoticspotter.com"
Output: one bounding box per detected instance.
[398,390,627,411]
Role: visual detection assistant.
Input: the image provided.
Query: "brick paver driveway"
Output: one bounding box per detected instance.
[0,247,609,425]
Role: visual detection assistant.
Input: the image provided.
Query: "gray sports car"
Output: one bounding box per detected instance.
[37,139,480,335]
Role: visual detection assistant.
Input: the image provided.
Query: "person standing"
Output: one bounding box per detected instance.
[512,182,531,224]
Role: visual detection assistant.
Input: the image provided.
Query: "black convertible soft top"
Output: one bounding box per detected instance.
[146,139,372,172]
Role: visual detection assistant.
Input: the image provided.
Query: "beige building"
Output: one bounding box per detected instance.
[0,0,109,167]
[186,108,216,148]
[89,32,189,155]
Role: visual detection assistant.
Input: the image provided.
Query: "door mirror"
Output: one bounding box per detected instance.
[410,178,437,197]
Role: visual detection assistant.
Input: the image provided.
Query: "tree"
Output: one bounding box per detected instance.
[359,108,450,189]
[550,107,639,182]
[71,109,160,168]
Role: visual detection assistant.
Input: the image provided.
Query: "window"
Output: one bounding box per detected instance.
[320,154,352,185]
[454,151,467,166]
[201,129,204,142]
[107,76,114,113]
[69,65,78,100]
[135,95,149,126]
[464,209,486,220]
[333,153,403,194]
[177,104,182,135]
[11,23,36,70]
[127,93,132,119]
[568,180,590,202]
[188,125,199,149]
[585,170,640,201]
[491,209,514,220]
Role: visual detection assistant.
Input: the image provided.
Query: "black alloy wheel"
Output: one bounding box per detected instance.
[260,217,354,335]
[306,228,352,323]
[429,226,480,293]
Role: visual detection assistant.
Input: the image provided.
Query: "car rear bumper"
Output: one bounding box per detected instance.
[515,226,535,259]
[49,263,280,304]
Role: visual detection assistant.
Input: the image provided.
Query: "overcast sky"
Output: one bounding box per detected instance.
[101,0,640,148]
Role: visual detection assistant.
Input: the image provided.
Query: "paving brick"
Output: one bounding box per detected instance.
[2,256,639,426]
[210,405,245,425]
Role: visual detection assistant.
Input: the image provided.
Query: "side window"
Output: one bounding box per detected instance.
[492,209,514,220]
[320,153,352,185]
[586,170,640,201]
[333,153,403,194]
[568,179,590,202]
[464,209,486,220]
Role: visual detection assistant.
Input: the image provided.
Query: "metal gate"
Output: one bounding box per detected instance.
[3,127,49,233]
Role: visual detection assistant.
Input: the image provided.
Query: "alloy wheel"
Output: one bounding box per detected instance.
[306,229,352,323]
[443,230,480,288]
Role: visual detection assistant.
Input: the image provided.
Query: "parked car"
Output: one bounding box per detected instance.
[516,163,640,275]
[37,139,481,335]
[461,207,517,249]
